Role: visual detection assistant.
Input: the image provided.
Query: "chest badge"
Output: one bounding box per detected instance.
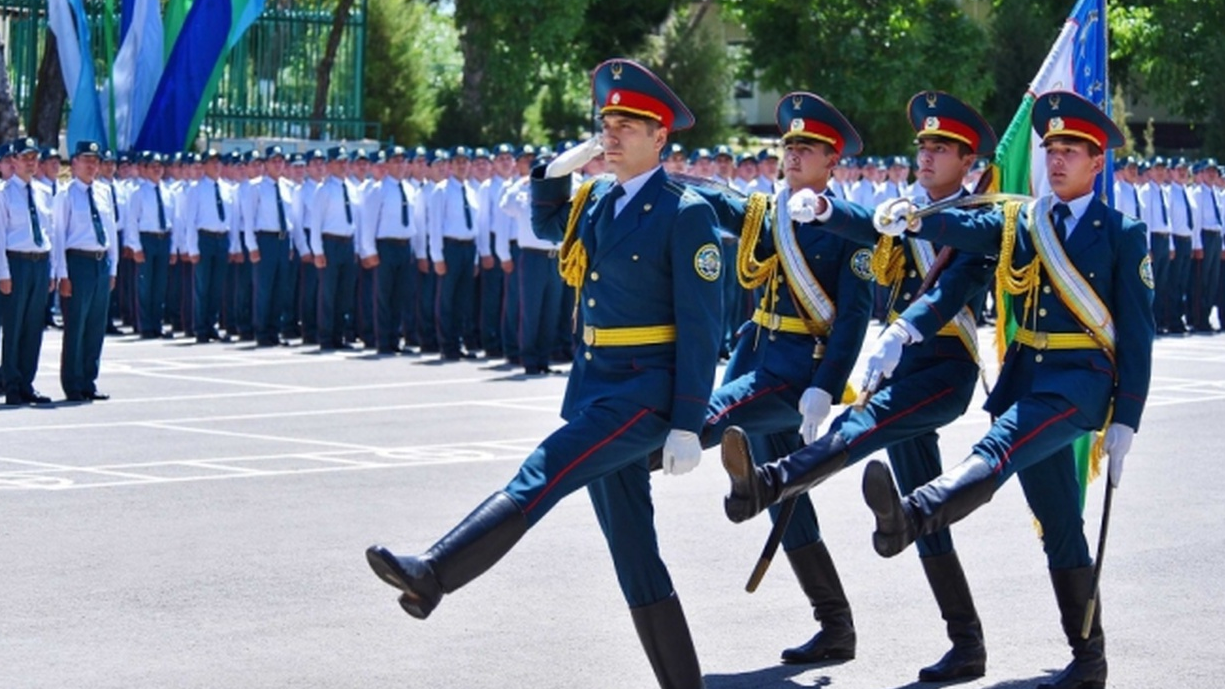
[695,243,722,282]
[850,248,874,281]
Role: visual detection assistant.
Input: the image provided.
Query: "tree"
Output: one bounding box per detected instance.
[724,0,992,154]
[311,0,358,140]
[981,0,1066,135]
[642,3,734,148]
[364,0,459,145]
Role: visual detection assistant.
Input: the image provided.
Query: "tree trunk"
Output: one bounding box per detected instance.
[0,41,21,140]
[310,0,356,140]
[456,6,487,141]
[31,33,67,146]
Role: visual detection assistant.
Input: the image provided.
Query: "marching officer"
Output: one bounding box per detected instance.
[719,91,998,681]
[865,91,1152,689]
[1,137,55,405]
[687,92,874,664]
[53,141,119,402]
[366,58,722,689]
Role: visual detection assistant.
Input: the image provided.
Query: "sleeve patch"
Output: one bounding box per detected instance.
[850,248,874,281]
[1139,254,1155,290]
[695,243,722,281]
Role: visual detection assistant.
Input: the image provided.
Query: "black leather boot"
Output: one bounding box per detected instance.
[918,551,987,681]
[1037,566,1107,689]
[780,541,856,664]
[863,455,996,558]
[722,426,849,523]
[366,492,527,619]
[630,593,705,689]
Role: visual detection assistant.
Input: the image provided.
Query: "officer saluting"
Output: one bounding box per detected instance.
[366,58,722,689]
[866,91,1153,689]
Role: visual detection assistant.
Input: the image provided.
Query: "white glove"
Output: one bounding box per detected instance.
[798,387,833,444]
[545,137,603,179]
[1103,423,1134,488]
[661,429,702,476]
[873,199,913,237]
[788,188,824,224]
[862,321,911,393]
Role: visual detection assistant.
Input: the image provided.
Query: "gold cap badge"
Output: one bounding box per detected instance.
[924,116,940,131]
[1049,117,1065,133]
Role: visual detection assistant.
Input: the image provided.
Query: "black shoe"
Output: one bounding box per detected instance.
[1037,566,1106,689]
[214,333,233,343]
[5,393,26,406]
[864,456,996,558]
[918,551,986,681]
[781,541,856,664]
[630,594,704,689]
[366,492,527,620]
[87,391,110,401]
[139,331,161,340]
[442,351,462,361]
[377,346,403,355]
[105,325,124,335]
[256,339,280,348]
[721,426,849,523]
[302,336,319,345]
[195,335,210,344]
[506,355,521,365]
[64,392,91,403]
[24,391,52,405]
[238,333,256,342]
[162,331,175,339]
[420,343,440,354]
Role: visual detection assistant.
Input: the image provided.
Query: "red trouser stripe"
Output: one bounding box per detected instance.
[1001,405,1079,465]
[524,408,653,515]
[706,383,793,425]
[847,386,955,450]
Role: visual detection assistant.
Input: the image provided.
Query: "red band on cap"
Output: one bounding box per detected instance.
[917,117,981,152]
[782,118,844,154]
[1044,116,1106,149]
[602,90,675,130]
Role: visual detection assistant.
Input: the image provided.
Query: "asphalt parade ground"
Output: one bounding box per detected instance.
[2,328,1222,689]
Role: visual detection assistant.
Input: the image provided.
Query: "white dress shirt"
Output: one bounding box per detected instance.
[52,178,120,279]
[0,177,55,281]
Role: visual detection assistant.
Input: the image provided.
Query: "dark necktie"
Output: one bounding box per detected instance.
[1213,191,1222,227]
[87,185,107,247]
[1181,186,1193,228]
[1158,187,1168,227]
[341,181,353,225]
[593,185,625,247]
[214,180,226,222]
[155,184,167,230]
[399,181,409,227]
[109,184,119,222]
[1131,185,1140,218]
[274,180,287,232]
[27,183,44,247]
[460,183,472,229]
[1053,202,1071,242]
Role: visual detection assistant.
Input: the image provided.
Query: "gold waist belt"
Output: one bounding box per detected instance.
[1013,327,1100,351]
[751,309,818,336]
[887,310,961,338]
[582,324,677,347]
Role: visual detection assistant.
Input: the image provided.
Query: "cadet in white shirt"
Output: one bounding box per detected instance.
[427,146,481,360]
[1112,155,1142,219]
[498,158,561,375]
[52,141,119,402]
[359,146,420,354]
[295,149,326,344]
[1191,159,1223,332]
[182,148,240,343]
[309,146,362,351]
[1,138,55,405]
[1140,158,1174,333]
[124,151,175,339]
[1167,158,1198,333]
[243,146,303,347]
[476,144,515,358]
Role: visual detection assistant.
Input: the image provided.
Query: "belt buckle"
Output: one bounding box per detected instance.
[583,325,596,347]
[1032,331,1049,350]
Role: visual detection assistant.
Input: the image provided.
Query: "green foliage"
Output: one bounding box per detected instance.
[1111,84,1137,156]
[641,6,735,148]
[981,0,1064,136]
[724,0,992,154]
[363,0,461,145]
[575,0,676,67]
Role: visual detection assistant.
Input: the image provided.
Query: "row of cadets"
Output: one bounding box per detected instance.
[1191,159,1223,331]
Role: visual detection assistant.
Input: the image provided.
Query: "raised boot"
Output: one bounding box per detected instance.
[1037,566,1106,689]
[630,593,705,689]
[780,541,856,664]
[863,455,997,558]
[721,426,850,523]
[918,551,987,681]
[366,491,527,619]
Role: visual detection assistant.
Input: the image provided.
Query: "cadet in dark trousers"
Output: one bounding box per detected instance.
[309,147,361,351]
[243,146,302,347]
[1,137,55,405]
[359,146,420,354]
[367,59,722,688]
[866,91,1152,689]
[125,152,174,338]
[52,141,119,401]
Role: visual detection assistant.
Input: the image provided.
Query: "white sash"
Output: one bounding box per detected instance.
[773,187,837,334]
[907,236,981,358]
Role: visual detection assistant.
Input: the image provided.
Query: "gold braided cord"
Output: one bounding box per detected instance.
[737,193,778,289]
[994,201,1042,367]
[558,180,597,289]
[870,236,906,286]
